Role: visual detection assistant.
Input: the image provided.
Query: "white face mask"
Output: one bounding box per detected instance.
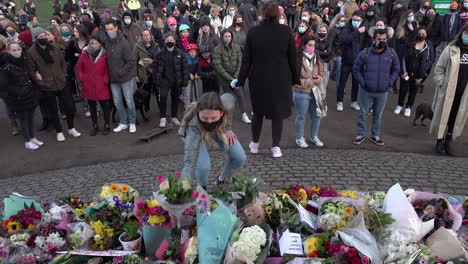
[376,25,385,29]
[279,18,285,24]
[301,16,310,22]
[10,50,22,58]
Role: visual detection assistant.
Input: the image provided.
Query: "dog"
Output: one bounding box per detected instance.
[111,89,150,124]
[413,103,433,126]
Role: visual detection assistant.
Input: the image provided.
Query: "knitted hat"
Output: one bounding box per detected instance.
[32,27,46,39]
[167,16,177,25]
[450,1,458,7]
[200,16,211,27]
[18,30,33,46]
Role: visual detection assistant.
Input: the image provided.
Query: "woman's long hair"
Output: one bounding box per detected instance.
[329,14,345,29]
[396,10,417,39]
[454,22,468,47]
[181,92,230,147]
[228,14,248,33]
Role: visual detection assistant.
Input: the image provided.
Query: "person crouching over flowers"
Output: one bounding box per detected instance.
[179,92,246,189]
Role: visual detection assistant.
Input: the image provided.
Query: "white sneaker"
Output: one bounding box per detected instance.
[271,147,283,158]
[113,123,128,133]
[171,118,181,126]
[249,141,259,154]
[337,102,344,112]
[68,128,82,137]
[311,136,324,147]
[350,101,360,111]
[159,118,167,128]
[404,107,411,117]
[295,137,309,148]
[241,113,252,124]
[25,141,39,150]
[56,132,65,142]
[30,138,44,146]
[129,124,136,133]
[85,111,91,118]
[394,105,402,115]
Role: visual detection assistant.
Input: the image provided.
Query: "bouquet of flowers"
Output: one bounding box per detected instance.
[2,205,42,233]
[308,186,340,200]
[412,198,454,233]
[323,244,371,264]
[134,200,171,227]
[262,193,296,229]
[285,185,309,205]
[90,220,114,250]
[225,224,271,264]
[230,176,260,209]
[56,196,89,220]
[319,201,357,233]
[99,183,138,212]
[303,234,331,258]
[33,232,66,255]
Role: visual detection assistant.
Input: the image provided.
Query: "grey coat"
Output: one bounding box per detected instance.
[104,31,137,83]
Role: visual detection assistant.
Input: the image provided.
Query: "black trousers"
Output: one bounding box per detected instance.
[17,108,36,142]
[131,9,140,21]
[398,76,419,108]
[251,113,283,147]
[42,87,76,133]
[337,63,359,103]
[202,78,219,94]
[139,75,155,110]
[88,100,111,126]
[158,84,179,118]
[447,83,467,134]
[286,13,295,28]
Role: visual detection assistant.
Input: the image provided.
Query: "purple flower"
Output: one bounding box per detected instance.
[419,259,428,264]
[113,196,121,202]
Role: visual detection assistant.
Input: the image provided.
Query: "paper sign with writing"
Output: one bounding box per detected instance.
[279,230,304,256]
[297,204,315,230]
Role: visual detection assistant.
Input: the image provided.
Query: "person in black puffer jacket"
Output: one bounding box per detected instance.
[421,8,442,49]
[154,32,189,128]
[0,42,42,150]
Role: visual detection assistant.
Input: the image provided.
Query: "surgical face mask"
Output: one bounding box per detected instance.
[462,35,468,44]
[61,31,71,37]
[407,16,414,22]
[124,18,131,25]
[223,36,232,45]
[37,38,49,45]
[379,0,385,3]
[229,10,235,16]
[301,16,310,22]
[338,22,345,27]
[107,30,117,39]
[87,44,100,54]
[465,3,468,8]
[304,46,315,54]
[352,20,361,28]
[279,18,285,24]
[166,41,175,48]
[146,20,153,27]
[298,26,307,33]
[199,118,221,131]
[10,50,22,58]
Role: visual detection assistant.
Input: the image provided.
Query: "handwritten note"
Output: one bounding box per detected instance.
[279,230,304,256]
[297,204,315,230]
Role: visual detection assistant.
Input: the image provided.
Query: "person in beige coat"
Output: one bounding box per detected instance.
[431,24,468,156]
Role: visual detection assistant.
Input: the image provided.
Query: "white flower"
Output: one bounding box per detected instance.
[46,232,65,248]
[42,212,52,223]
[108,202,116,208]
[122,212,128,217]
[49,205,65,221]
[232,225,266,261]
[404,189,415,196]
[160,180,170,191]
[34,236,46,249]
[94,234,102,241]
[182,180,191,191]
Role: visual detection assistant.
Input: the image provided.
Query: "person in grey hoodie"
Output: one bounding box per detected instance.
[103,19,137,134]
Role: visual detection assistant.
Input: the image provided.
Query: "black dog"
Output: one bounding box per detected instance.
[111,89,150,124]
[413,103,433,126]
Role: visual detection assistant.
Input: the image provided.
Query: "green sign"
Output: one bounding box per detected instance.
[433,0,453,15]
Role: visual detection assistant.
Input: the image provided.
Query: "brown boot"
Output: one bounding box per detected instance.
[10,120,19,136]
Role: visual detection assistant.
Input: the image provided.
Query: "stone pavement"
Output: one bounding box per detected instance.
[1,148,467,204]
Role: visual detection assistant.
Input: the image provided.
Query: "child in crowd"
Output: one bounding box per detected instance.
[197,45,218,94]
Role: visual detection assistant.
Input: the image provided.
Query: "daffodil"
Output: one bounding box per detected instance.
[147,200,160,208]
[148,215,167,225]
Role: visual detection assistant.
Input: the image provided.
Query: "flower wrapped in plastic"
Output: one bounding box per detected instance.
[224,224,272,264]
[317,197,364,233]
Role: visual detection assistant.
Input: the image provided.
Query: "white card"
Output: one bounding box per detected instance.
[297,204,315,230]
[279,230,304,256]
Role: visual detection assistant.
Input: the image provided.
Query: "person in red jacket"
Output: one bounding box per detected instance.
[76,33,111,136]
[460,0,468,27]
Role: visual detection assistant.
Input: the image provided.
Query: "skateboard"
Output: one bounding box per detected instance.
[139,123,174,142]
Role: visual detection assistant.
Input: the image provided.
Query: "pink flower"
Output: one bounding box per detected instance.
[182,180,191,191]
[192,191,199,199]
[348,248,358,257]
[156,175,165,183]
[159,180,169,191]
[339,245,349,254]
[361,256,370,264]
[175,172,182,178]
[113,256,124,264]
[200,193,208,200]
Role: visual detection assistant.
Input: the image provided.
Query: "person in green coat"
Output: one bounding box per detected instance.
[212,29,252,124]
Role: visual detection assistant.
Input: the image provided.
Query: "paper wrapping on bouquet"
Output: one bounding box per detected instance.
[197,201,238,264]
[68,222,95,249]
[237,193,267,226]
[424,227,467,261]
[224,224,273,264]
[3,193,44,219]
[407,191,463,231]
[335,212,382,264]
[312,85,327,118]
[316,197,365,231]
[142,225,172,258]
[263,257,283,264]
[153,192,195,228]
[382,184,434,242]
[284,258,325,264]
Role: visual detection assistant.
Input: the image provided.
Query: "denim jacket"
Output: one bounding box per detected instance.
[179,94,235,178]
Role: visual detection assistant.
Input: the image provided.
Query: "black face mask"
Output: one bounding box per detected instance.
[317,32,326,38]
[450,8,457,12]
[166,41,175,48]
[199,119,222,131]
[426,13,435,19]
[375,40,387,49]
[37,38,49,46]
[416,35,426,41]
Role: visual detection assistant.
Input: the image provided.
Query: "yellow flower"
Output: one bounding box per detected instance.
[7,221,22,232]
[147,199,160,208]
[265,206,273,215]
[121,185,130,193]
[27,224,35,229]
[110,184,119,192]
[100,186,112,199]
[298,189,307,200]
[282,193,290,200]
[311,186,320,193]
[304,237,320,254]
[345,207,354,217]
[148,215,167,225]
[341,191,358,199]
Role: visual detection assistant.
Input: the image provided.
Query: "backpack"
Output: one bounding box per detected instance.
[362,46,396,72]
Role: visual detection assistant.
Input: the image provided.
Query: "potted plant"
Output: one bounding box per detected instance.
[119,219,142,251]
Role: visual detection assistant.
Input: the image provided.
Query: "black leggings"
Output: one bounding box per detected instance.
[398,77,419,108]
[139,75,154,110]
[88,100,111,125]
[17,108,36,142]
[447,84,466,135]
[42,87,76,133]
[251,113,283,147]
[286,13,295,28]
[158,85,179,118]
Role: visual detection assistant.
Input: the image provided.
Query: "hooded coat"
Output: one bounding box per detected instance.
[121,11,142,49]
[76,48,111,101]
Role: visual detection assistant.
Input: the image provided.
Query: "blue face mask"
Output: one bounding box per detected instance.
[298,26,307,34]
[229,10,235,16]
[338,22,345,27]
[61,31,71,37]
[407,16,414,22]
[465,2,468,8]
[352,20,361,28]
[463,35,468,44]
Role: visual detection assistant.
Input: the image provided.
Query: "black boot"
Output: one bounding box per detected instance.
[90,123,99,136]
[445,134,455,156]
[435,139,445,155]
[102,123,110,135]
[38,119,49,131]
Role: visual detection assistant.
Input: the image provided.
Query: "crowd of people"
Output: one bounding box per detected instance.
[0,0,467,169]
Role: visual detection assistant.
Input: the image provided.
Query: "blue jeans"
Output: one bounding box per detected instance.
[111,80,136,125]
[293,91,321,139]
[195,135,246,186]
[331,56,342,87]
[357,88,388,138]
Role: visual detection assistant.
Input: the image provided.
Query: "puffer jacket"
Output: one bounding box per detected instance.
[134,40,160,84]
[352,45,401,93]
[328,26,343,57]
[315,36,332,63]
[212,42,242,87]
[104,30,137,83]
[0,54,37,112]
[154,48,189,88]
[26,42,68,92]
[339,22,367,65]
